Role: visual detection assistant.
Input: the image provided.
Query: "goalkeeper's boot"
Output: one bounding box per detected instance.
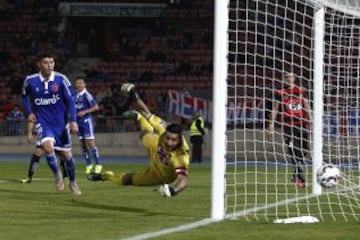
[20,178,32,184]
[94,164,103,174]
[87,170,114,182]
[85,164,94,175]
[55,171,64,191]
[87,172,104,181]
[69,181,82,195]
[121,83,139,101]
[121,110,139,120]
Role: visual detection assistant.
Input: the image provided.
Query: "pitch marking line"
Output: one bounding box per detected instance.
[120,194,316,240]
[0,178,53,184]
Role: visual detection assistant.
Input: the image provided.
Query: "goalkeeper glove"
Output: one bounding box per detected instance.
[159,184,177,197]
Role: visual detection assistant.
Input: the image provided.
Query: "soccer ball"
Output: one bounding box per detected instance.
[316,164,341,188]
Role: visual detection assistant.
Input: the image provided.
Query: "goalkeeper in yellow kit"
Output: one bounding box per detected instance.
[90,83,190,197]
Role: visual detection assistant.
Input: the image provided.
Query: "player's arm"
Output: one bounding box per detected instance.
[21,79,36,122]
[133,97,167,135]
[303,98,312,122]
[27,121,35,143]
[159,151,190,197]
[302,97,312,132]
[268,101,280,136]
[159,171,189,197]
[121,83,167,135]
[77,103,99,118]
[172,172,189,193]
[195,119,206,135]
[62,79,78,133]
[134,97,151,119]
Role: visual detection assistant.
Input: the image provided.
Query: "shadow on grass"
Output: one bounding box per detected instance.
[0,186,66,196]
[69,199,178,217]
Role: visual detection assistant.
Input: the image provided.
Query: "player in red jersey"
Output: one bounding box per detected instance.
[268,73,312,188]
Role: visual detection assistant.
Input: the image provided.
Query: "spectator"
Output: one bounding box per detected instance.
[6,104,24,136]
[189,112,206,163]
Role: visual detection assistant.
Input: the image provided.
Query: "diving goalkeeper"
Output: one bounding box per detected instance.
[90,83,190,197]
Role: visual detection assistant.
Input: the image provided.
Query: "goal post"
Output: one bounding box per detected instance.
[211,0,360,222]
[211,0,229,220]
[312,6,325,196]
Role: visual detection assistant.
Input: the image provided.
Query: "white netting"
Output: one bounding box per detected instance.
[226,0,360,221]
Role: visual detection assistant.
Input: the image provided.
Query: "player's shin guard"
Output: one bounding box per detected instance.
[64,157,76,182]
[46,153,60,175]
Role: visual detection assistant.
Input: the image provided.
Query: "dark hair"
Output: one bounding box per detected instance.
[38,53,54,61]
[166,123,183,135]
[75,76,86,81]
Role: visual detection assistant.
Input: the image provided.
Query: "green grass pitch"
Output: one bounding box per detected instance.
[0,160,359,240]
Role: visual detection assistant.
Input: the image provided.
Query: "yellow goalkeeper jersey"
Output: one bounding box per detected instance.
[142,132,190,183]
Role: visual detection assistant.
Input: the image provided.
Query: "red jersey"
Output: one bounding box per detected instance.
[275,86,308,126]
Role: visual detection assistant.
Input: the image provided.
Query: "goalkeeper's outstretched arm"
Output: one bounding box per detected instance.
[173,174,189,194]
[159,174,189,197]
[122,83,167,135]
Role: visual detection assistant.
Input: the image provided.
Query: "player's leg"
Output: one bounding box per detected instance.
[84,117,102,174]
[58,153,68,179]
[42,138,64,191]
[100,168,163,186]
[190,136,202,163]
[55,128,81,195]
[20,147,43,183]
[131,168,171,186]
[284,126,306,188]
[78,132,92,174]
[60,150,81,195]
[195,142,202,163]
[86,139,102,174]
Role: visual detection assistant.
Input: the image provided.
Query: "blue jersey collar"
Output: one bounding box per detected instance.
[39,71,55,82]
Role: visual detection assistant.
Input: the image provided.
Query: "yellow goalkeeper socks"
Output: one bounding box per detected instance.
[111,173,126,185]
[103,171,125,185]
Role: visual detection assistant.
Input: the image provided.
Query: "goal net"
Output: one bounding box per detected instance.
[220,0,360,221]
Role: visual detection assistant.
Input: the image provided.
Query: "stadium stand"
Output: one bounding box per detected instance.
[77,0,214,103]
[0,0,214,134]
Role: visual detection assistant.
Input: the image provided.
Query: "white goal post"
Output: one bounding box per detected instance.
[212,0,360,221]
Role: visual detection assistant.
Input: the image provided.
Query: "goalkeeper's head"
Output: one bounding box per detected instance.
[163,123,184,151]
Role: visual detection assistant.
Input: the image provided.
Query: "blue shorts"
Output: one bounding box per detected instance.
[77,117,95,140]
[38,123,72,151]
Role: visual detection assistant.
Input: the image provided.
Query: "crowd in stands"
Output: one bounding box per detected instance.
[0,0,214,135]
[0,0,70,122]
[81,0,213,114]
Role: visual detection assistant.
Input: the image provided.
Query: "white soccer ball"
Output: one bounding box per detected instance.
[316,164,341,188]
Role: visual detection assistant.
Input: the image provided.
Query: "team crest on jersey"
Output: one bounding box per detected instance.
[157,143,169,165]
[51,84,59,93]
[286,99,302,111]
[77,95,83,102]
